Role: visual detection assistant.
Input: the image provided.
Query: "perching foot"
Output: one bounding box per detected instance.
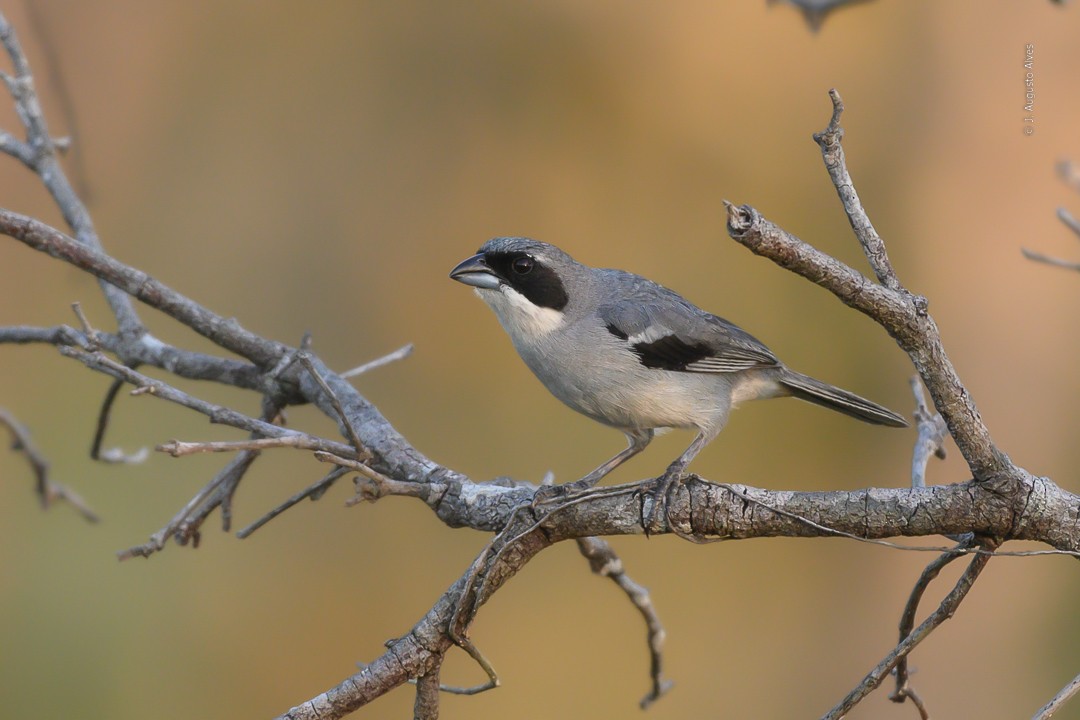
[642,470,685,535]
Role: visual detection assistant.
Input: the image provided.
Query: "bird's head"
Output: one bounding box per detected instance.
[450,237,579,338]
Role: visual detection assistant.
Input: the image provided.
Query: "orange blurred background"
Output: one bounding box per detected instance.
[1,1,1079,718]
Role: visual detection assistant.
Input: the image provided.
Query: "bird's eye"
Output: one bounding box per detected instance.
[512,256,534,274]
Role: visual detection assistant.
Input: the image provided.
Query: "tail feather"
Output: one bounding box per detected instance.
[780,371,908,428]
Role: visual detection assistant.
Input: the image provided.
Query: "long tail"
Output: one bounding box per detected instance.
[779,371,908,428]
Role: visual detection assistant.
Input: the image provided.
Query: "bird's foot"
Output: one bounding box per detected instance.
[641,471,684,536]
[531,476,598,510]
[531,483,569,508]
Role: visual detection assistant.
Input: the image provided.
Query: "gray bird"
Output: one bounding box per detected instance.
[450,237,907,520]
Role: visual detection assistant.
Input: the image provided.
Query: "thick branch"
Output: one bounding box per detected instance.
[725,202,1012,482]
[275,516,552,719]
[338,471,1080,553]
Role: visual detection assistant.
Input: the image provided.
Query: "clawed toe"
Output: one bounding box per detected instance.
[641,472,684,534]
[531,483,569,508]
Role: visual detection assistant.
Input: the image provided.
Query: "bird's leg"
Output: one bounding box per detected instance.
[534,429,653,505]
[643,430,711,533]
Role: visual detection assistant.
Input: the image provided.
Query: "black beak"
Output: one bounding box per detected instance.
[449,253,502,289]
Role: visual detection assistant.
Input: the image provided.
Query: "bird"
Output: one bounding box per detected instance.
[449,237,907,526]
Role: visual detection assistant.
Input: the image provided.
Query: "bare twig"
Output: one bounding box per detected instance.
[1022,179,1080,267]
[0,324,88,347]
[823,538,998,719]
[125,399,284,552]
[813,89,901,290]
[0,10,141,334]
[0,208,285,366]
[893,685,930,720]
[0,407,99,522]
[728,89,1019,484]
[1033,671,1080,720]
[341,343,414,379]
[298,352,367,457]
[134,397,285,549]
[22,1,92,200]
[58,347,357,458]
[179,450,258,541]
[576,537,673,708]
[236,466,350,539]
[118,449,261,559]
[0,324,271,396]
[90,377,149,464]
[1022,247,1080,272]
[157,436,339,458]
[1056,207,1080,239]
[310,451,433,508]
[890,538,973,712]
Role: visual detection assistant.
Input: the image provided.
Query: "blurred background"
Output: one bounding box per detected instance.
[0,1,1078,718]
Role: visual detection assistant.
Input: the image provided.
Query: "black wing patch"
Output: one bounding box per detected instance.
[605,324,712,371]
[632,335,714,371]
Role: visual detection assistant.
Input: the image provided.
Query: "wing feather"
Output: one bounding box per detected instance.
[598,283,779,375]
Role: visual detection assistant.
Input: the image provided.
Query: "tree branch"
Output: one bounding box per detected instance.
[576,536,673,708]
[889,539,973,715]
[823,539,998,719]
[0,10,141,335]
[0,13,1073,714]
[0,209,286,366]
[1033,671,1080,720]
[724,94,1014,483]
[0,407,98,522]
